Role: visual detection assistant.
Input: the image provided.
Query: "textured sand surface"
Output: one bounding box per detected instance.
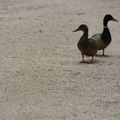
[0,0,120,120]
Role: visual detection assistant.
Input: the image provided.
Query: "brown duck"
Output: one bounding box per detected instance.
[73,24,97,63]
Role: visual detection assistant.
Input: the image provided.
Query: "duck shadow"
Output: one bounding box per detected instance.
[76,58,101,64]
[80,60,99,64]
[95,54,110,57]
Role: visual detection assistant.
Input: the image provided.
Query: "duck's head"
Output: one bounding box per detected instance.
[73,24,88,33]
[103,14,118,26]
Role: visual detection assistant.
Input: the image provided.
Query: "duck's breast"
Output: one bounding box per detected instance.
[91,34,106,50]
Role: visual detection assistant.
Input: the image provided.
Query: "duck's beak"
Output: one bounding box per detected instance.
[112,17,119,22]
[73,27,80,32]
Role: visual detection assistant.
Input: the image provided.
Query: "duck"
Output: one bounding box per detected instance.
[73,24,97,63]
[91,14,118,56]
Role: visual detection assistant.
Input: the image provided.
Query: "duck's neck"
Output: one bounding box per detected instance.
[82,30,88,38]
[103,19,109,27]
[101,26,111,45]
[81,31,88,40]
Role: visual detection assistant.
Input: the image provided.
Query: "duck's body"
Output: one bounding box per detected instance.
[91,14,118,56]
[92,28,111,50]
[91,33,107,50]
[73,24,97,63]
[77,35,97,57]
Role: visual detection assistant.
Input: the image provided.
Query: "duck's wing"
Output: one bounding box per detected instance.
[91,33,101,41]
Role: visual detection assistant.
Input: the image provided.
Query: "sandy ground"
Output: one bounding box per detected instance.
[0,0,120,120]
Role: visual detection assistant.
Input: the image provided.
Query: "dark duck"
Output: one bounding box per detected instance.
[91,14,118,56]
[73,24,97,63]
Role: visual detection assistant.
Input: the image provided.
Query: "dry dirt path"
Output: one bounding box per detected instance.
[0,0,120,120]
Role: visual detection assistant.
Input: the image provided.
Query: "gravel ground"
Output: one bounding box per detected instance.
[0,0,120,120]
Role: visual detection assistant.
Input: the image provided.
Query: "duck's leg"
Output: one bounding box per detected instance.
[102,49,105,56]
[102,49,109,57]
[91,56,94,63]
[96,49,107,57]
[81,53,85,63]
